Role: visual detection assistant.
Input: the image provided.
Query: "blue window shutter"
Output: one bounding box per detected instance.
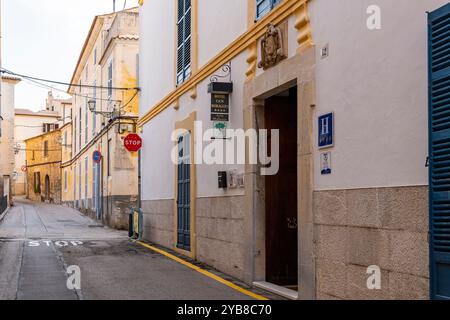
[177,0,192,85]
[429,2,450,300]
[256,0,281,20]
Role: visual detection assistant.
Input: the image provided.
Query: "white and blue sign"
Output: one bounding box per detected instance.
[321,152,332,175]
[318,113,334,149]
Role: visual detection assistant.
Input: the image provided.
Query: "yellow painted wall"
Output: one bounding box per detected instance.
[25,129,62,203]
[63,10,139,207]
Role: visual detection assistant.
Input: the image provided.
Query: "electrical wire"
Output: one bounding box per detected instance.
[120,89,139,110]
[20,75,124,104]
[1,68,139,91]
[14,116,72,128]
[15,148,61,152]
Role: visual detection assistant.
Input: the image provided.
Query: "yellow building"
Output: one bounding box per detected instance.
[14,108,61,196]
[60,113,73,206]
[25,129,62,203]
[63,7,139,230]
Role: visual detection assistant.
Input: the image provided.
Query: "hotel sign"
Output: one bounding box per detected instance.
[211,93,230,122]
[318,113,334,149]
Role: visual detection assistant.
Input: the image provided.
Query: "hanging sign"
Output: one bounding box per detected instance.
[211,93,230,122]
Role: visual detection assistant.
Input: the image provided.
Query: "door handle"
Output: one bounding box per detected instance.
[287,217,298,229]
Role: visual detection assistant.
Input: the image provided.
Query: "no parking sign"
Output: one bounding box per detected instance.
[93,150,102,163]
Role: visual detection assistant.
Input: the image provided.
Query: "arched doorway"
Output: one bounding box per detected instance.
[44,175,50,202]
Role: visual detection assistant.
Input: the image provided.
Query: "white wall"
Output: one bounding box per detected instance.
[197,0,248,67]
[140,52,248,200]
[139,0,248,200]
[140,0,446,199]
[309,0,448,190]
[0,81,17,178]
[139,0,176,114]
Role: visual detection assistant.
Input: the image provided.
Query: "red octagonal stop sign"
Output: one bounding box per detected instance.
[124,133,143,152]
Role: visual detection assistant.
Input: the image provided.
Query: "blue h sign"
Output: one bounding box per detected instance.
[319,113,334,148]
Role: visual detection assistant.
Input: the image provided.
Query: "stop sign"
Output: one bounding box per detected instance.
[124,134,142,152]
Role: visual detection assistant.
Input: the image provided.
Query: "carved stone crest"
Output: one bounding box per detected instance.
[258,23,286,70]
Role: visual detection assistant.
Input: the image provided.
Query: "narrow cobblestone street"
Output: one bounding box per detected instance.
[0,200,269,300]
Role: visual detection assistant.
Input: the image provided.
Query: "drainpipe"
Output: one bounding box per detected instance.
[138,149,141,209]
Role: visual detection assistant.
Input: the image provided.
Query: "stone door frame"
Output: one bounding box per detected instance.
[242,47,316,300]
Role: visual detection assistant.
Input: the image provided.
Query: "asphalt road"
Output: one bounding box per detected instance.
[0,200,271,300]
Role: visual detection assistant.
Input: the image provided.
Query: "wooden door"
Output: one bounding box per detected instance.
[265,89,298,286]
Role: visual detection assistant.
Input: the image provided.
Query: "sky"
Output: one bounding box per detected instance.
[2,0,139,111]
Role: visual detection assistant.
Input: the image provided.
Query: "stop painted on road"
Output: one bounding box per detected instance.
[28,240,84,247]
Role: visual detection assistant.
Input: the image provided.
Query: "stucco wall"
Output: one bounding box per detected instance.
[138,0,175,111]
[197,0,248,68]
[0,81,18,183]
[138,0,440,299]
[64,9,139,231]
[308,0,448,190]
[139,51,249,200]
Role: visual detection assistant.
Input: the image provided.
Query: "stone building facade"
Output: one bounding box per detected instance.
[25,129,62,204]
[138,0,450,300]
[13,108,61,196]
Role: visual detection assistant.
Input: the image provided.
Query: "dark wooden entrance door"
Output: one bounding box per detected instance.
[264,88,298,287]
[45,175,50,202]
[177,133,191,251]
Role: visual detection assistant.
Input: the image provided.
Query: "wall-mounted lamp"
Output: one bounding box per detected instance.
[88,99,123,118]
[56,137,72,148]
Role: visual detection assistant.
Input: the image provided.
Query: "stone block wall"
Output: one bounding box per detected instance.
[314,186,429,300]
[141,195,246,280]
[141,199,174,249]
[196,196,246,280]
[64,194,137,230]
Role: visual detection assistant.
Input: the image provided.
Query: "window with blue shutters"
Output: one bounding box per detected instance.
[429,2,450,300]
[177,0,192,85]
[107,60,113,100]
[176,133,191,251]
[256,0,281,20]
[92,81,96,137]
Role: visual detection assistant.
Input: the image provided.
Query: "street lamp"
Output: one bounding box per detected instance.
[56,137,71,148]
[88,99,96,113]
[88,99,123,118]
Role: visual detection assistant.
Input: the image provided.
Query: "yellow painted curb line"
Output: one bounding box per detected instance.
[136,241,268,301]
